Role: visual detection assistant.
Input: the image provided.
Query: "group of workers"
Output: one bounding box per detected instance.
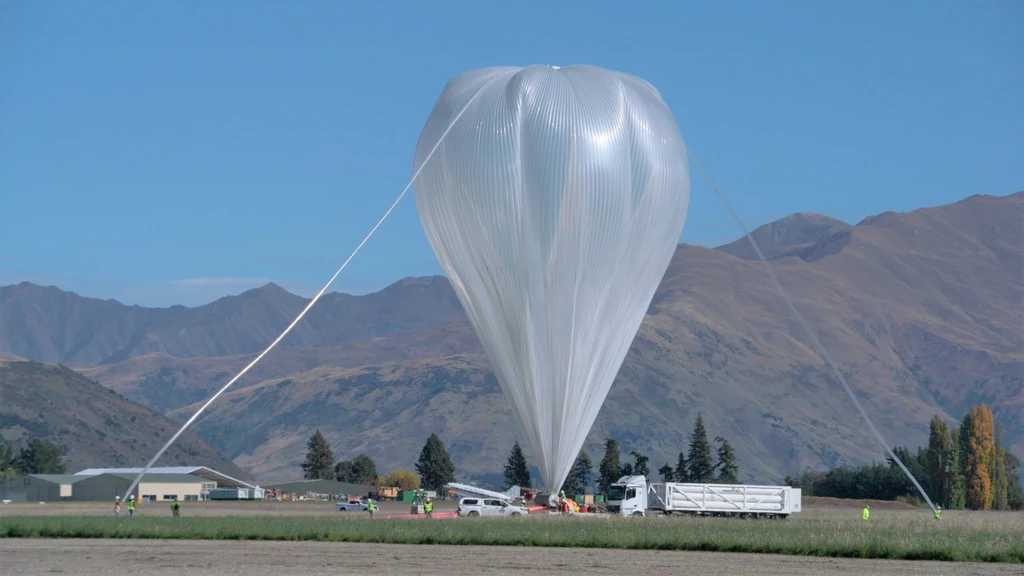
[113,495,180,518]
[364,496,435,519]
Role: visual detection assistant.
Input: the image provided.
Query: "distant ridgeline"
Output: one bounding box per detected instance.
[786,404,1023,510]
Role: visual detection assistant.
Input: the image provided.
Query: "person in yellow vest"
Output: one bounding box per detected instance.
[424,498,433,519]
[171,499,181,518]
[933,506,941,520]
[366,498,375,519]
[127,495,136,518]
[862,505,869,521]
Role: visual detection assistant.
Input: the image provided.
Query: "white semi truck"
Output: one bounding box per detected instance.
[606,475,802,518]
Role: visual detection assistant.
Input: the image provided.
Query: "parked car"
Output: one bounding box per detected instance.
[456,497,528,517]
[336,499,369,512]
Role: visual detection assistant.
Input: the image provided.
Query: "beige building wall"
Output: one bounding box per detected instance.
[135,482,203,502]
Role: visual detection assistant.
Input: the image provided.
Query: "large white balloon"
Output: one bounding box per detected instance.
[413,65,690,490]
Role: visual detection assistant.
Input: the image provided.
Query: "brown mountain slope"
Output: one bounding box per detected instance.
[0,276,464,365]
[715,213,851,260]
[161,192,1022,485]
[0,359,245,477]
[74,323,482,413]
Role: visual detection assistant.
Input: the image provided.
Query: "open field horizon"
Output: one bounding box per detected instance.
[2,502,1021,564]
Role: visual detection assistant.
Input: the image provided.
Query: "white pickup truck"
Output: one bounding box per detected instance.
[607,475,802,518]
[456,497,529,517]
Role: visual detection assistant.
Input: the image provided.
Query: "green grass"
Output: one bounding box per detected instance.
[2,513,1021,563]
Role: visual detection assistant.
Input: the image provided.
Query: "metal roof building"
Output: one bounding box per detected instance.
[74,466,257,490]
[73,473,208,502]
[1,474,88,502]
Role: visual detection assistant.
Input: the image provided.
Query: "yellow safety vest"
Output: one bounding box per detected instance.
[127,500,135,510]
[424,502,433,512]
[861,508,869,520]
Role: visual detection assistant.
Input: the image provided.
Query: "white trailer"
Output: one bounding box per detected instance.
[606,476,801,518]
[648,482,801,518]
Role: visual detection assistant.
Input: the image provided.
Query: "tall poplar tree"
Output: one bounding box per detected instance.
[963,404,994,509]
[948,426,966,509]
[925,415,952,506]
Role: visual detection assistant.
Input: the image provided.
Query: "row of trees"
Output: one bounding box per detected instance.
[301,430,457,491]
[501,414,739,495]
[1,439,67,480]
[786,405,1022,510]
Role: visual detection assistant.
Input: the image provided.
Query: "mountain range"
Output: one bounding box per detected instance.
[1,191,1020,487]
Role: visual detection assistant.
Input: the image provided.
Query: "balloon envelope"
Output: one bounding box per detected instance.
[413,65,690,490]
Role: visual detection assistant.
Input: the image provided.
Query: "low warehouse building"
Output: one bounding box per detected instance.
[262,479,376,499]
[0,475,87,502]
[72,473,208,502]
[75,466,257,495]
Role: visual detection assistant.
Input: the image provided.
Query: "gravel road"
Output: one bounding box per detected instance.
[3,539,1021,576]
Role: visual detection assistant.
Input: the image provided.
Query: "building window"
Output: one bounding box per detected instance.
[142,495,156,502]
[184,495,199,501]
[163,495,178,501]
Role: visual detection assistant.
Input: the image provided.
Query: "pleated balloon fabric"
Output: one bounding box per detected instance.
[413,65,690,490]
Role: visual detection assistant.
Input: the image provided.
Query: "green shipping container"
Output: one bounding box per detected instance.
[595,495,606,503]
[398,490,417,502]
[571,495,584,504]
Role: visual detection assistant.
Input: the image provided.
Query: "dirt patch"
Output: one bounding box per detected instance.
[1,539,1019,576]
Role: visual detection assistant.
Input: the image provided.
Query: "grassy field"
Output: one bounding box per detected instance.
[2,510,1021,563]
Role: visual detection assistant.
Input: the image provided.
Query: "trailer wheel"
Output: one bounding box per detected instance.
[631,511,644,518]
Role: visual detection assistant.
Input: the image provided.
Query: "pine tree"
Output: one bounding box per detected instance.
[674,452,689,482]
[563,462,579,495]
[687,414,714,482]
[301,430,335,480]
[630,450,650,477]
[963,405,994,510]
[415,433,456,490]
[714,436,738,483]
[948,426,966,509]
[1,440,20,481]
[925,415,952,506]
[658,462,675,482]
[571,450,593,494]
[598,439,621,494]
[503,441,531,489]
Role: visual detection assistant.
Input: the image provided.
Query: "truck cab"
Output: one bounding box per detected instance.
[606,475,647,517]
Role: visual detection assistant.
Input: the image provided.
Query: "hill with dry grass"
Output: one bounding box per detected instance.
[2,192,1021,486]
[0,359,244,476]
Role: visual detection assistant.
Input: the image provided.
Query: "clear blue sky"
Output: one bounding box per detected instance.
[2,1,1021,307]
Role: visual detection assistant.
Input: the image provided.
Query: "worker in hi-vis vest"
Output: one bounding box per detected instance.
[862,505,869,520]
[127,496,136,518]
[933,506,942,520]
[171,499,181,518]
[424,498,433,519]
[367,498,375,519]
